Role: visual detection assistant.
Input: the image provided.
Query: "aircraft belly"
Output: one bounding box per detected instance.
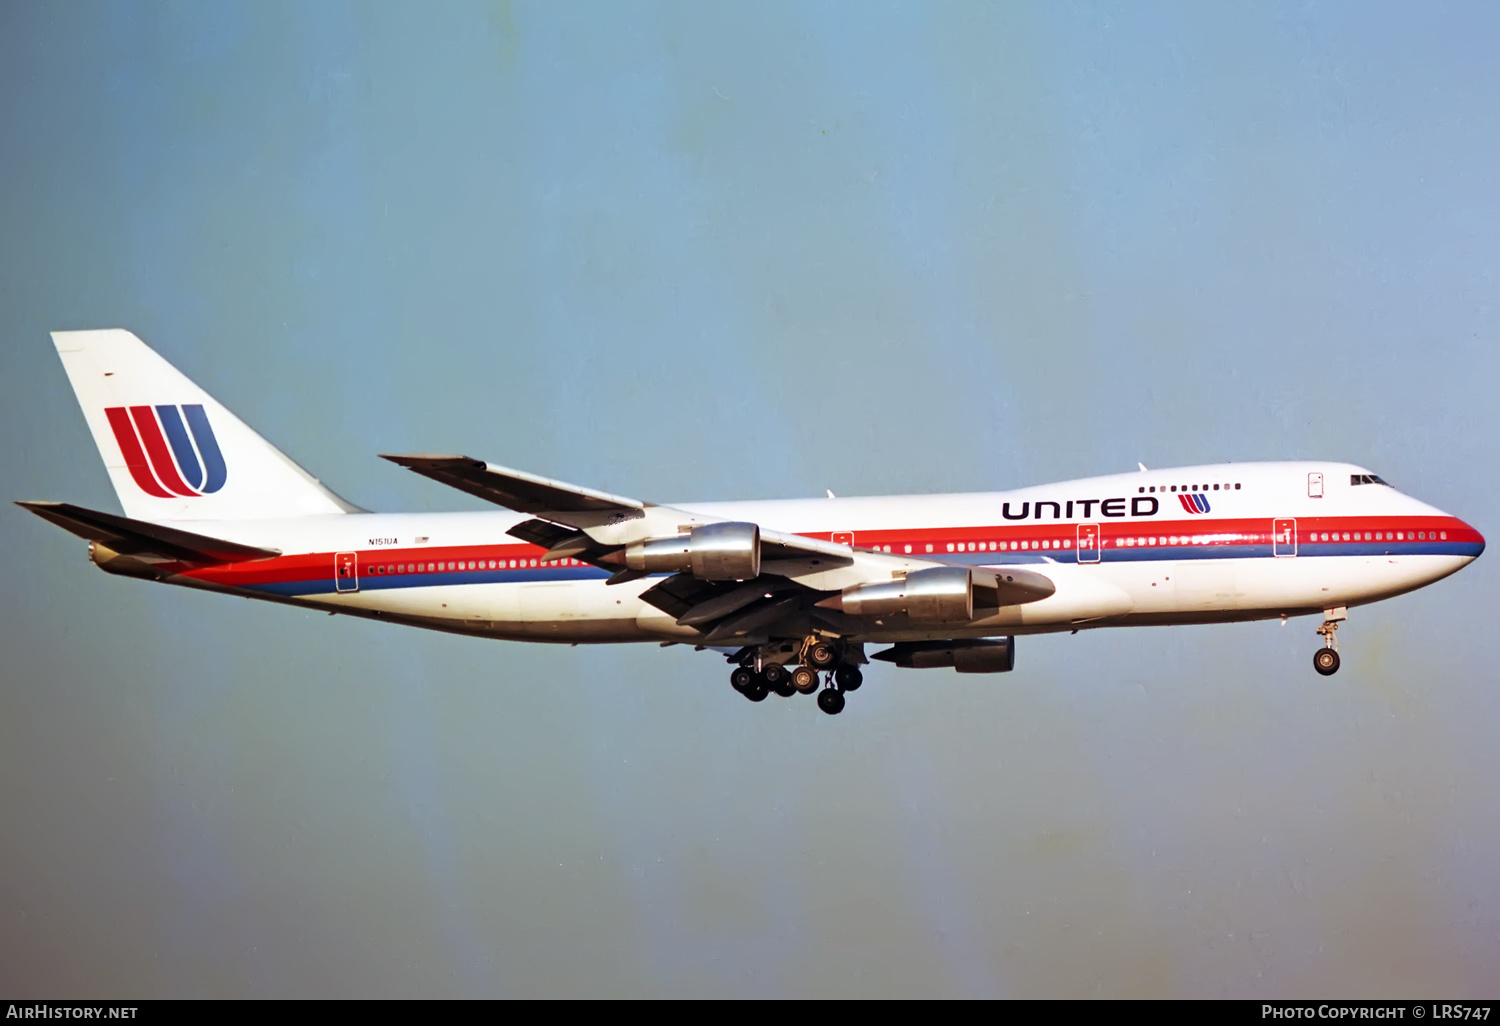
[1229,554,1469,610]
[224,552,1478,646]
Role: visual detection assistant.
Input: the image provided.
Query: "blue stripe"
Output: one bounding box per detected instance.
[183,404,226,493]
[155,405,204,491]
[244,563,615,597]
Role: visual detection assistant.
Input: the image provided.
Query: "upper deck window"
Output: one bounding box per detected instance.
[1350,474,1390,486]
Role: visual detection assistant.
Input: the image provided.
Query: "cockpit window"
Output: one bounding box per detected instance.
[1350,474,1390,486]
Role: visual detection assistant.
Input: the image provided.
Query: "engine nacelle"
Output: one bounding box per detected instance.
[828,566,974,623]
[873,638,1016,673]
[624,522,761,581]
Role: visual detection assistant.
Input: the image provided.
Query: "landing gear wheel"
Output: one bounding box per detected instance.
[1313,648,1341,676]
[1314,608,1345,677]
[792,667,819,694]
[762,663,795,697]
[817,688,846,715]
[730,667,756,692]
[807,642,838,670]
[833,666,863,692]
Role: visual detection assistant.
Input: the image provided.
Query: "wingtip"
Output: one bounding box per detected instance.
[379,453,477,466]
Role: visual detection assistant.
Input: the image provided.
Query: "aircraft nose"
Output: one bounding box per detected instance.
[1459,518,1485,558]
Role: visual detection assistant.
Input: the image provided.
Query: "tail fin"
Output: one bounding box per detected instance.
[52,329,362,522]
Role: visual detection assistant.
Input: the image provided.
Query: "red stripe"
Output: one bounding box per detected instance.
[183,517,1484,587]
[129,406,197,497]
[104,407,174,498]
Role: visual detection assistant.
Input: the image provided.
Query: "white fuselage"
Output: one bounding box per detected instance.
[148,461,1482,645]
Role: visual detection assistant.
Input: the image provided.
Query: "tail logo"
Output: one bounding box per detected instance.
[104,404,227,498]
[1178,493,1211,514]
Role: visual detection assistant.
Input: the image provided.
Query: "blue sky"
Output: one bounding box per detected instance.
[1,1,1496,996]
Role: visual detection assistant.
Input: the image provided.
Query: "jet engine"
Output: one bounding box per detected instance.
[624,522,761,581]
[872,638,1016,673]
[822,565,974,623]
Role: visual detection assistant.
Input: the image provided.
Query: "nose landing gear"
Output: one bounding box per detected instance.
[1313,606,1346,676]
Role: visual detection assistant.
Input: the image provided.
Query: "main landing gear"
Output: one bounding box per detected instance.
[729,638,864,714]
[1313,606,1346,676]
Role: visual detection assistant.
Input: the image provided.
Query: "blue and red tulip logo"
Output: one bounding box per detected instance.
[104,404,226,498]
[1177,493,1211,514]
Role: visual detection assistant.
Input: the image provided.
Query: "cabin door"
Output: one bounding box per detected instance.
[335,551,359,592]
[1273,519,1297,557]
[1077,523,1101,564]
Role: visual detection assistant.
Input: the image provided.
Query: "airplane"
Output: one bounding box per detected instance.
[20,330,1485,715]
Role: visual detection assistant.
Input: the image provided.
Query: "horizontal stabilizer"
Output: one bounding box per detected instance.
[381,454,645,528]
[17,501,280,564]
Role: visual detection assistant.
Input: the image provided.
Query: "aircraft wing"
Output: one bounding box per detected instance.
[383,454,1054,641]
[379,455,646,529]
[16,501,280,564]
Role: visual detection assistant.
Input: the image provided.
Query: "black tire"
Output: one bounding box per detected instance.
[1313,648,1341,676]
[763,664,795,697]
[743,681,770,702]
[792,667,819,694]
[730,667,755,692]
[834,666,863,692]
[807,642,838,670]
[817,688,846,715]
